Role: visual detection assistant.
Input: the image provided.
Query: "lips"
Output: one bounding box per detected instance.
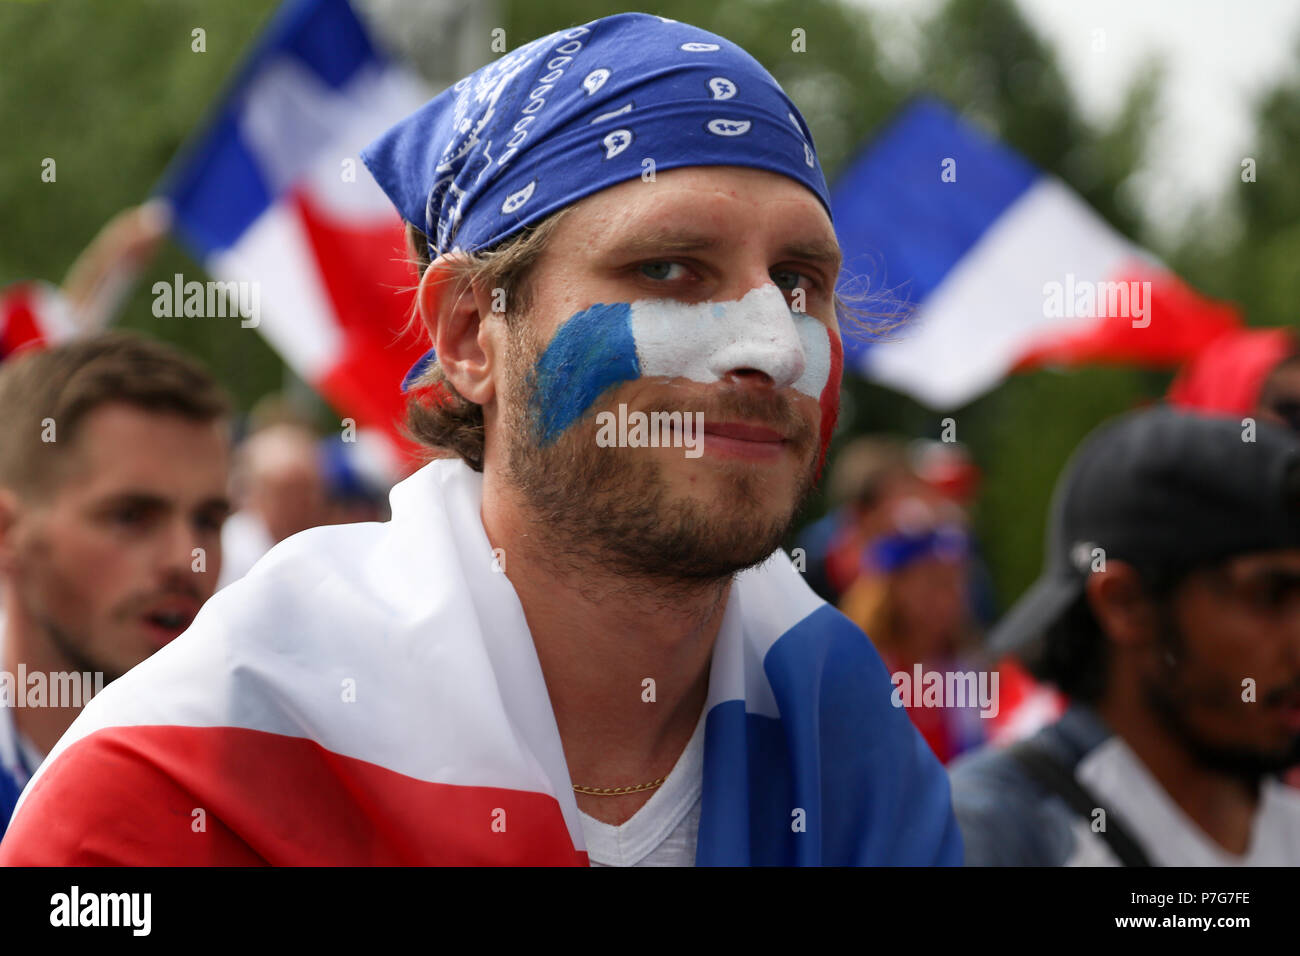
[698,420,792,461]
[139,600,200,649]
[702,422,788,443]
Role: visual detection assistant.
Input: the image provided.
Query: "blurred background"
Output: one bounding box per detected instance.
[3,0,1299,630]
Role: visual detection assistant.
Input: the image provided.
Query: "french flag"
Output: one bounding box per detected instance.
[157,0,433,463]
[0,458,961,865]
[832,98,1240,409]
[0,281,77,360]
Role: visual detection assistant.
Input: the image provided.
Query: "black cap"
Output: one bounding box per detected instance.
[988,406,1300,656]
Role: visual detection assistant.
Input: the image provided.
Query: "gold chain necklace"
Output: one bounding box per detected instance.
[572,776,666,796]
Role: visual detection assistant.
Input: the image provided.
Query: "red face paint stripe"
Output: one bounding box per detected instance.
[815,328,843,480]
[0,724,588,866]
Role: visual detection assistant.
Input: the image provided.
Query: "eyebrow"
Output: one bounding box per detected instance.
[95,492,232,516]
[605,229,843,276]
[782,237,843,275]
[96,492,169,512]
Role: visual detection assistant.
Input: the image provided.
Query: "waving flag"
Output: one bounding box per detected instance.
[832,98,1240,409]
[0,281,76,360]
[0,458,961,866]
[157,0,433,463]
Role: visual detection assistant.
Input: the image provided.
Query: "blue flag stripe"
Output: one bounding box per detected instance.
[830,98,1039,367]
[157,0,386,256]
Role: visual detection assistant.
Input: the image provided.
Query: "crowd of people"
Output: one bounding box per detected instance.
[6,319,1297,865]
[1,11,1297,867]
[794,333,1300,864]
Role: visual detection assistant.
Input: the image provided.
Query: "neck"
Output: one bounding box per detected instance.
[1096,677,1260,856]
[1,587,85,758]
[480,479,725,823]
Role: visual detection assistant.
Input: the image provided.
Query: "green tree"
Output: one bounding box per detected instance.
[0,0,286,414]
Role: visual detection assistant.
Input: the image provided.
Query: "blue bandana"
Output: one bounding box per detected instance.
[867,526,969,574]
[361,12,832,262]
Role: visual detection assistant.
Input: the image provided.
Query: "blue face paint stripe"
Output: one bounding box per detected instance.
[401,348,438,391]
[529,302,640,444]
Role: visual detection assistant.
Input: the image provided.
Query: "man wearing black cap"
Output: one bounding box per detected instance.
[951,407,1300,865]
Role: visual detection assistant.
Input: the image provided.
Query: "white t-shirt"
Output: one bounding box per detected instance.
[1069,735,1300,866]
[580,707,705,867]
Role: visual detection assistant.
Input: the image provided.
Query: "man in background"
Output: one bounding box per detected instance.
[951,408,1300,865]
[218,421,331,589]
[0,333,232,833]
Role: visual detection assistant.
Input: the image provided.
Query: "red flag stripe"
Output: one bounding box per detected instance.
[0,724,588,866]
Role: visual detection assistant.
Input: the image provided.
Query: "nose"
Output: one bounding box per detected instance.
[705,284,807,390]
[157,515,205,581]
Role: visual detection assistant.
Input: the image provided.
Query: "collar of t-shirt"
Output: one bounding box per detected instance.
[1074,729,1300,866]
[579,705,706,867]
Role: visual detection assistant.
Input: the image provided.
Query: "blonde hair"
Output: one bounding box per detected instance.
[401,212,574,472]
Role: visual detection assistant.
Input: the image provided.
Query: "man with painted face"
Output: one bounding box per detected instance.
[0,13,960,866]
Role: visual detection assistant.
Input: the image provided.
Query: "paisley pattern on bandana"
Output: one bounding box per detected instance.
[361,13,831,259]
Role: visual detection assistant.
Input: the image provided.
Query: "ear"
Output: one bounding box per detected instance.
[415,259,500,407]
[1085,559,1158,648]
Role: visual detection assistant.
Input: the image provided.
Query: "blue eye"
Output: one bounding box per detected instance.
[639,261,687,281]
[771,268,809,292]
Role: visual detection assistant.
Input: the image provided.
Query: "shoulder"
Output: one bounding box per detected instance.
[737,557,963,864]
[233,518,389,595]
[30,520,396,767]
[948,733,1082,866]
[1260,776,1300,832]
[200,514,405,646]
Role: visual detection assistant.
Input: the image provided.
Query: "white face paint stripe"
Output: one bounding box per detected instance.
[628,285,830,399]
[793,313,832,399]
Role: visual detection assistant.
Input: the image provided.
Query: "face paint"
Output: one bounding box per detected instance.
[629,285,830,396]
[527,285,837,455]
[528,302,640,444]
[817,330,843,479]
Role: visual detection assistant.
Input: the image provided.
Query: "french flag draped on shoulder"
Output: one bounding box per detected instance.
[156,0,432,459]
[832,98,1240,409]
[0,458,962,865]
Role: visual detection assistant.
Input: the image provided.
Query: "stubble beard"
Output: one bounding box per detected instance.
[1142,610,1300,781]
[497,324,820,584]
[34,607,125,686]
